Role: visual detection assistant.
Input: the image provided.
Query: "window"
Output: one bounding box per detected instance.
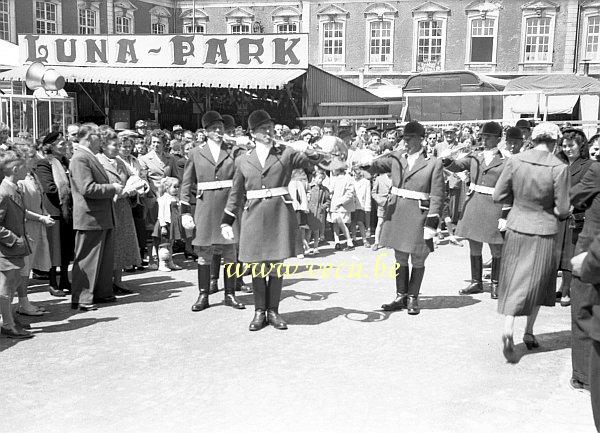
[277,23,298,33]
[230,24,250,34]
[524,17,551,62]
[183,20,205,34]
[35,1,58,34]
[115,15,131,34]
[0,0,9,41]
[586,15,600,59]
[417,20,443,71]
[470,18,495,62]
[322,21,345,64]
[78,8,97,34]
[149,6,170,34]
[369,20,392,64]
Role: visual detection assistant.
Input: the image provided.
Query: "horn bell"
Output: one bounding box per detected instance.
[25,62,46,90]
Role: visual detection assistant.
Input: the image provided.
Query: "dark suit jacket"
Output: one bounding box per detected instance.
[570,161,600,253]
[0,179,31,264]
[579,231,600,342]
[493,149,570,235]
[69,147,116,231]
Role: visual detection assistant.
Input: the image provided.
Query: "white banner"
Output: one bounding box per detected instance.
[19,34,308,69]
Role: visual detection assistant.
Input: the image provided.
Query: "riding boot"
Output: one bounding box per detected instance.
[210,254,221,294]
[58,265,72,293]
[252,276,267,311]
[407,267,425,315]
[224,268,245,309]
[381,264,409,311]
[491,257,501,299]
[191,265,210,311]
[459,255,483,295]
[267,273,283,312]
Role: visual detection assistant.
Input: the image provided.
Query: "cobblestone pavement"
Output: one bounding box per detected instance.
[1,240,595,433]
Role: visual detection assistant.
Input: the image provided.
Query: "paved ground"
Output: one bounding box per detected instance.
[1,239,595,433]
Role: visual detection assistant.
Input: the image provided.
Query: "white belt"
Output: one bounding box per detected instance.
[196,180,233,192]
[469,183,495,195]
[246,186,289,200]
[390,187,430,201]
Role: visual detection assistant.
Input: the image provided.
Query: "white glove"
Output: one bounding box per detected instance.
[439,148,453,159]
[571,252,588,277]
[423,226,436,240]
[221,224,234,240]
[181,214,196,231]
[498,218,507,232]
[456,171,469,182]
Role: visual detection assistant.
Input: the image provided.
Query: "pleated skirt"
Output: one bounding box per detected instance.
[497,229,557,316]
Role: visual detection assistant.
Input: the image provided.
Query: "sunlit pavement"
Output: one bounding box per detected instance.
[2,239,594,433]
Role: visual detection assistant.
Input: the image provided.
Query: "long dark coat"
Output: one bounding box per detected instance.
[224,145,319,262]
[371,151,445,255]
[180,142,243,246]
[446,149,506,244]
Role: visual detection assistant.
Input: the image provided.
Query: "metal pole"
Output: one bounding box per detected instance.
[9,95,14,142]
[48,100,52,133]
[192,0,196,33]
[544,94,549,121]
[33,98,38,139]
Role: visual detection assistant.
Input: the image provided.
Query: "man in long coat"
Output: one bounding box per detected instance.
[180,111,245,312]
[440,121,506,299]
[363,121,445,315]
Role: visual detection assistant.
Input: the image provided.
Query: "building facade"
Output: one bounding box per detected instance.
[2,0,600,91]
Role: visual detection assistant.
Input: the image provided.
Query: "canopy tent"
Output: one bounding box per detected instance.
[0,40,19,70]
[503,74,600,137]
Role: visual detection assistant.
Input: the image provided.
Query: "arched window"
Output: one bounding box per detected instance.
[317,4,349,66]
[77,1,100,35]
[412,2,450,72]
[150,6,170,34]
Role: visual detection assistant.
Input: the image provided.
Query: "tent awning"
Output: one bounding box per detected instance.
[505,74,600,95]
[504,94,580,115]
[0,66,306,88]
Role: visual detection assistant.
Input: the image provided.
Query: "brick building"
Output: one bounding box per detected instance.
[2,0,600,92]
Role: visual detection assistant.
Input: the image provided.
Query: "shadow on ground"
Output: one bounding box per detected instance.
[510,330,572,364]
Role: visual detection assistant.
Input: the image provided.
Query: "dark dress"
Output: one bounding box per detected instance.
[307,184,331,232]
[493,149,570,316]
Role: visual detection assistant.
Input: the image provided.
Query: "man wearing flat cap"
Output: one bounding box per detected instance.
[220,110,323,331]
[361,121,445,315]
[180,110,245,313]
[440,121,507,299]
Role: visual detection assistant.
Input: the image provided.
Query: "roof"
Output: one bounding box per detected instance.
[0,65,306,89]
[403,70,508,92]
[505,74,600,95]
[0,40,19,69]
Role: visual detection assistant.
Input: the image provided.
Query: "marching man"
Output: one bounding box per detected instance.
[362,121,445,315]
[440,121,507,299]
[220,110,322,331]
[180,111,245,312]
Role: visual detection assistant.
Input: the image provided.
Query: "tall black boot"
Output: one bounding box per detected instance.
[381,264,409,311]
[58,265,72,293]
[491,257,501,299]
[224,267,245,309]
[407,267,425,315]
[459,256,483,295]
[249,277,268,331]
[266,274,287,330]
[209,254,221,294]
[191,265,211,311]
[48,267,65,297]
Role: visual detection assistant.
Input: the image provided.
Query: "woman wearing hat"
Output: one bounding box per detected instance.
[361,121,445,315]
[440,121,507,299]
[493,122,570,363]
[220,110,322,331]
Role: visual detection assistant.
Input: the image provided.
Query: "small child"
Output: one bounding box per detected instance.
[0,150,34,339]
[350,168,371,248]
[152,176,184,272]
[288,168,310,258]
[371,172,392,250]
[327,160,355,250]
[306,170,331,254]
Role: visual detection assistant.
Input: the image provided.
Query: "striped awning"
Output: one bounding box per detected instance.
[0,65,306,88]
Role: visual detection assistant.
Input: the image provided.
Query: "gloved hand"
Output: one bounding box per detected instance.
[498,218,507,232]
[221,224,234,240]
[182,214,196,230]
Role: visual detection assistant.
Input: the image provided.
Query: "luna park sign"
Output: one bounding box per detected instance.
[20,34,308,69]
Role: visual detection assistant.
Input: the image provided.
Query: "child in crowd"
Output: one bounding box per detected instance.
[306,170,331,255]
[327,159,355,251]
[350,168,371,248]
[153,176,184,272]
[289,168,310,258]
[371,171,392,251]
[0,151,34,339]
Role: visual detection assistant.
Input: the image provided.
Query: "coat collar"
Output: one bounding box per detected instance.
[261,145,285,174]
[75,148,110,182]
[481,149,505,171]
[403,151,429,181]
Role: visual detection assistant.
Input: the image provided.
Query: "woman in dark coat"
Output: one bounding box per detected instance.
[36,133,74,296]
[221,110,321,332]
[569,135,600,391]
[555,129,594,307]
[493,122,570,363]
